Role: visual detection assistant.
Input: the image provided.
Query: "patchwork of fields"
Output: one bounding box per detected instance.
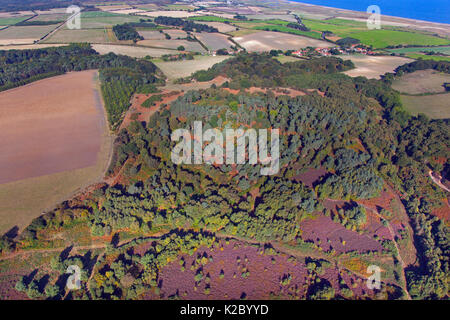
[233,31,332,52]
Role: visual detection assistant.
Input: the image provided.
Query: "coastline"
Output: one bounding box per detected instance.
[281,0,450,38]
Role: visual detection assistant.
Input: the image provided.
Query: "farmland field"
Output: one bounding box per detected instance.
[387,46,450,55]
[0,24,59,45]
[194,32,233,50]
[29,13,68,22]
[137,39,206,52]
[164,29,188,39]
[137,10,200,18]
[77,11,143,29]
[392,70,450,94]
[201,21,237,33]
[96,4,133,12]
[153,55,230,80]
[43,28,112,44]
[0,16,33,25]
[0,43,67,50]
[233,31,332,52]
[92,44,175,58]
[250,24,323,40]
[347,29,450,49]
[403,53,450,62]
[341,55,414,79]
[400,93,450,119]
[0,70,112,234]
[138,30,167,40]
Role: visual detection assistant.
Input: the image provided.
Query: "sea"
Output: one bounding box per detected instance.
[291,0,450,24]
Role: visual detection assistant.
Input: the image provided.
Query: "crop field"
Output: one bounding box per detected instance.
[188,15,232,23]
[303,18,368,35]
[403,53,450,62]
[387,46,450,55]
[0,43,67,50]
[0,11,34,18]
[136,10,201,18]
[400,93,450,119]
[349,29,450,49]
[194,32,233,50]
[165,4,197,11]
[392,70,450,94]
[137,39,206,52]
[69,11,142,29]
[239,19,323,39]
[34,8,67,15]
[233,31,332,52]
[0,24,59,45]
[201,21,237,33]
[138,30,167,40]
[0,70,112,234]
[153,55,230,80]
[43,28,112,44]
[164,29,188,39]
[109,9,147,15]
[0,16,33,25]
[300,18,450,48]
[247,14,297,22]
[92,44,174,58]
[341,55,414,79]
[96,4,133,12]
[29,13,68,22]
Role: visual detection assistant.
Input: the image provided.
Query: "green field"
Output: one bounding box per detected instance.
[401,93,450,119]
[301,18,450,48]
[78,11,142,29]
[404,53,450,62]
[252,24,323,39]
[181,15,450,48]
[0,16,33,25]
[303,18,367,36]
[388,46,450,54]
[188,15,232,23]
[0,24,59,43]
[348,29,450,49]
[44,28,112,43]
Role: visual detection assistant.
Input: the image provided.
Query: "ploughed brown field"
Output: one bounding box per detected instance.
[0,70,112,233]
[0,70,103,184]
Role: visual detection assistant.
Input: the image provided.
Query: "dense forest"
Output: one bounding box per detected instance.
[112,23,144,42]
[1,52,448,300]
[154,16,218,33]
